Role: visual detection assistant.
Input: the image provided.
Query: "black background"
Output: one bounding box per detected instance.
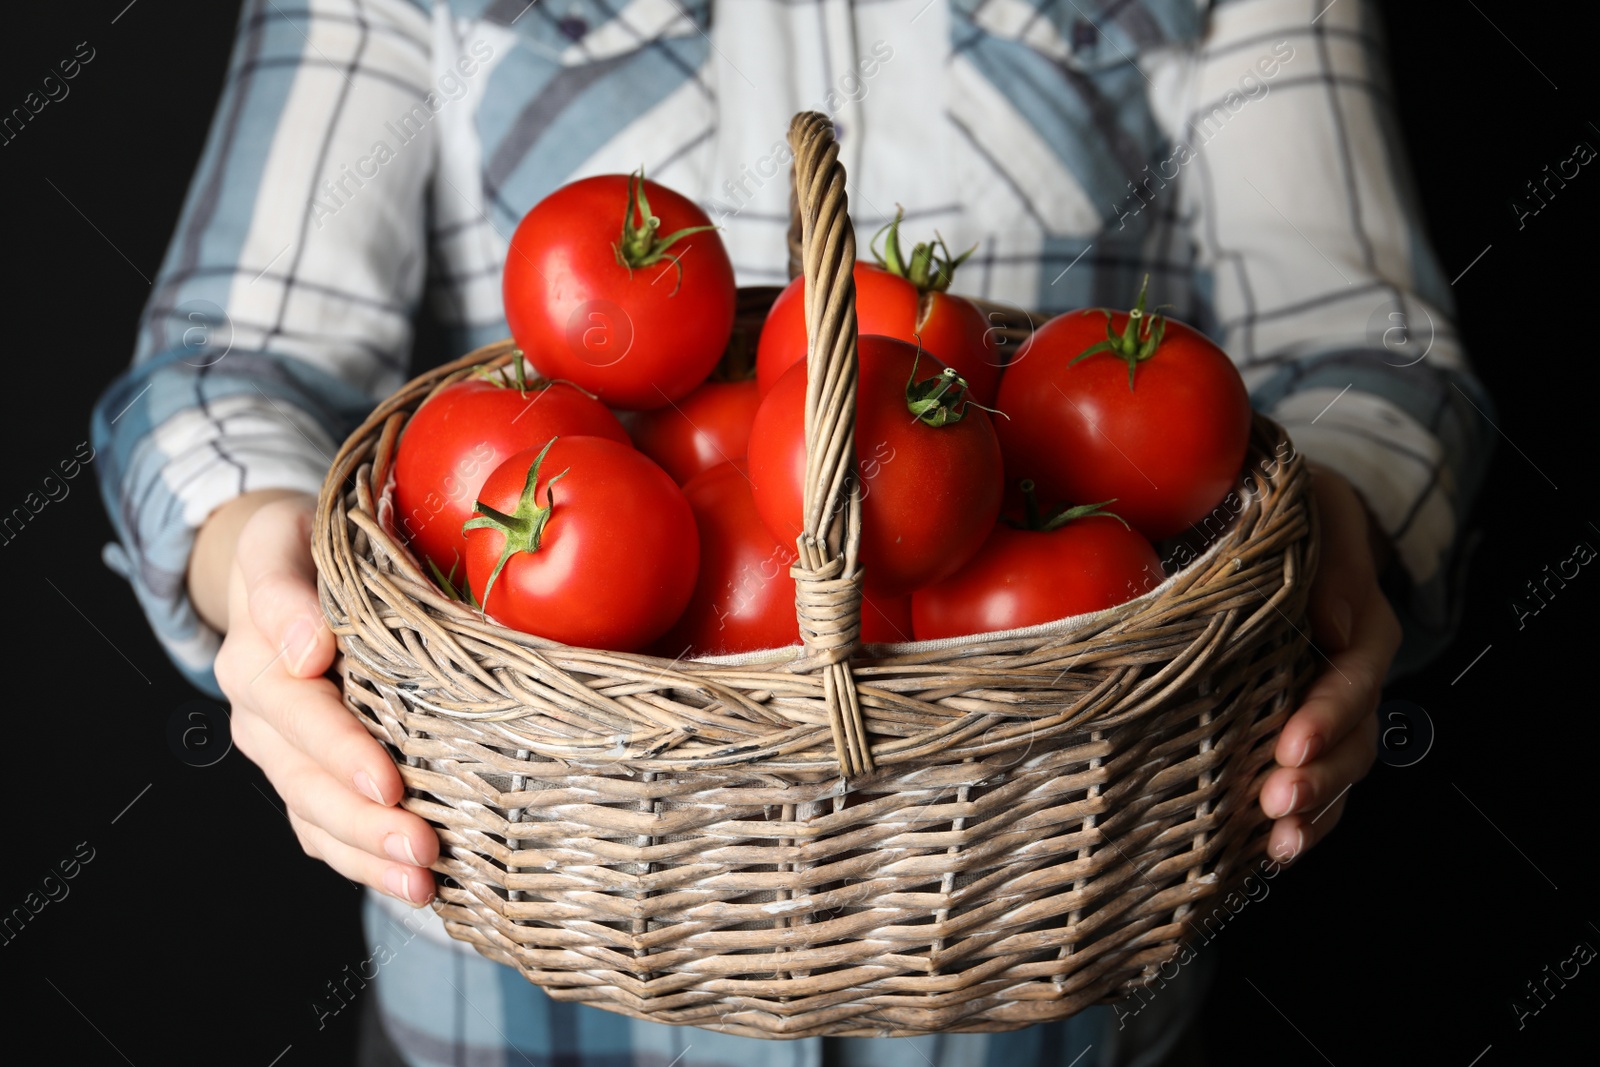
[1,2,1595,1064]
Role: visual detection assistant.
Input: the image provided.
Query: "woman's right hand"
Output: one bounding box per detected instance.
[197,490,438,906]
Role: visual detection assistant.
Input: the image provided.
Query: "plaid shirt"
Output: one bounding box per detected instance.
[92,0,1493,1063]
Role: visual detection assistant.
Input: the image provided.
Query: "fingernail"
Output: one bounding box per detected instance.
[384,833,420,867]
[354,770,385,806]
[1273,783,1299,819]
[1330,600,1352,650]
[383,866,415,903]
[1296,736,1322,767]
[285,619,320,675]
[1270,783,1301,819]
[1275,828,1305,863]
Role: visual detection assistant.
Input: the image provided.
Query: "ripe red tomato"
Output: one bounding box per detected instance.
[860,591,914,644]
[654,461,800,657]
[755,264,1000,405]
[655,463,921,658]
[463,436,698,651]
[628,378,760,485]
[748,336,1004,598]
[391,370,629,580]
[911,513,1163,640]
[995,283,1251,541]
[503,171,736,410]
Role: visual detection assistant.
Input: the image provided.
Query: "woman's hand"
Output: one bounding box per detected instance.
[1258,462,1401,863]
[195,490,438,906]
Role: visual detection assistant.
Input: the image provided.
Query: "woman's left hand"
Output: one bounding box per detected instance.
[1258,461,1402,863]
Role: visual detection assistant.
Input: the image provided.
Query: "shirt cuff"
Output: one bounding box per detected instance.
[92,349,373,693]
[1246,347,1496,678]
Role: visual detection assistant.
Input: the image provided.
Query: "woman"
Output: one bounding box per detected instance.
[93,1,1491,1063]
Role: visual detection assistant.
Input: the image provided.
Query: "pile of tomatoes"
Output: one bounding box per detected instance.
[389,170,1253,658]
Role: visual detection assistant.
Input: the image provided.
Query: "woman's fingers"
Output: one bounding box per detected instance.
[1260,700,1376,870]
[245,716,437,870]
[213,499,440,904]
[1261,705,1379,833]
[1273,461,1401,769]
[288,810,435,906]
[234,684,436,904]
[1267,798,1347,866]
[1267,737,1369,865]
[1261,463,1400,856]
[241,699,438,905]
[1273,587,1399,772]
[251,664,404,807]
[219,554,406,808]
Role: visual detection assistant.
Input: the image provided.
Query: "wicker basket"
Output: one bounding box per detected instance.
[313,112,1319,1039]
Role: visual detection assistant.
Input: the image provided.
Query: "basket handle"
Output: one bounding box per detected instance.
[786,112,873,778]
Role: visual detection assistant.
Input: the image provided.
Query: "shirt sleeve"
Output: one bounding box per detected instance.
[1181,0,1495,676]
[90,0,435,695]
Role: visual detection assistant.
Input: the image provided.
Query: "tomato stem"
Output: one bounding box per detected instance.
[461,437,568,615]
[512,352,527,394]
[1018,479,1043,531]
[474,353,542,397]
[870,205,975,294]
[903,348,1003,427]
[1070,274,1169,390]
[612,167,718,294]
[1007,482,1129,532]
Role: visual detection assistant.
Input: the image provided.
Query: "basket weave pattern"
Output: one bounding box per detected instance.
[313,113,1319,1038]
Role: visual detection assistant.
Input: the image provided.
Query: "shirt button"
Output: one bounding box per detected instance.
[1071,20,1097,51]
[558,16,588,40]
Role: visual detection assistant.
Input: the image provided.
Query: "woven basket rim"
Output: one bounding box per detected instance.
[321,389,1307,777]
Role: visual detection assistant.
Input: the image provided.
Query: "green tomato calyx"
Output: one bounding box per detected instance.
[461,437,568,615]
[474,355,605,403]
[612,167,718,292]
[904,349,1002,427]
[870,205,975,294]
[473,352,543,397]
[1070,274,1169,390]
